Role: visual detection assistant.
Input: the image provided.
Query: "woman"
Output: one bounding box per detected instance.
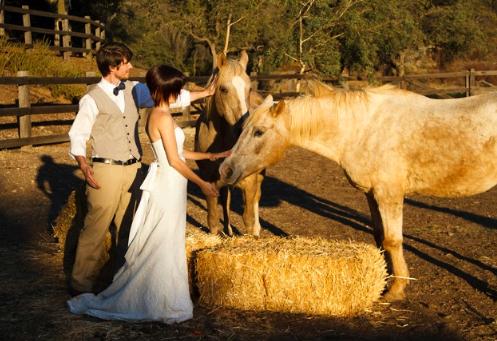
[67,65,228,323]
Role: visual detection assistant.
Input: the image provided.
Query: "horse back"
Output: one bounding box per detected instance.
[342,92,497,197]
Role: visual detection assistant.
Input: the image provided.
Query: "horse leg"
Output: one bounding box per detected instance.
[240,174,262,237]
[252,173,264,236]
[220,186,233,236]
[375,189,409,301]
[365,191,384,247]
[206,195,221,235]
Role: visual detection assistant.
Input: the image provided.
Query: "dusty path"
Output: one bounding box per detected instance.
[0,128,496,340]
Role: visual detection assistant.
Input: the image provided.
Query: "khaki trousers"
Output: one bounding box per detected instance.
[71,161,141,292]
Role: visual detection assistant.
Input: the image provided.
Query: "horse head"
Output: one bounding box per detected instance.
[211,51,252,126]
[220,95,290,185]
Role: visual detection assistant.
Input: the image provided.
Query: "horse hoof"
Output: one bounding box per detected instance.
[208,228,221,235]
[382,290,406,302]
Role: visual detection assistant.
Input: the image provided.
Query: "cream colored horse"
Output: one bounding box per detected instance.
[195,51,264,236]
[219,84,497,300]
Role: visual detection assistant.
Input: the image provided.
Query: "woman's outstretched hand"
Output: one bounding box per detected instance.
[206,74,218,96]
[200,181,219,197]
[209,150,231,161]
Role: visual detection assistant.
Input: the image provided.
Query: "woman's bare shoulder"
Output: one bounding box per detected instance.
[150,107,173,123]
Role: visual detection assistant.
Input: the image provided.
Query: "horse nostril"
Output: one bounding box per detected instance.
[220,164,233,179]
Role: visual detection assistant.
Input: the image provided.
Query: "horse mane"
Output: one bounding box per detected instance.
[301,79,335,97]
[246,80,405,144]
[285,87,371,143]
[285,82,411,143]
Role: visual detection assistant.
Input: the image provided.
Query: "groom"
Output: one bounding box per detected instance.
[68,42,145,295]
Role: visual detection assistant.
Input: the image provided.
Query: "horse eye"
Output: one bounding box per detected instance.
[220,86,228,94]
[254,129,265,137]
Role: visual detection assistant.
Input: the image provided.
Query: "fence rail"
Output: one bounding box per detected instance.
[0,5,105,59]
[0,69,496,149]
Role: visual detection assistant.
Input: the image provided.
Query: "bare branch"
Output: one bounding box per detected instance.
[223,12,247,54]
[300,0,362,46]
[186,28,217,71]
[223,13,233,54]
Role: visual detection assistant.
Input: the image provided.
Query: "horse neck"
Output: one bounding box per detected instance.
[285,93,364,163]
[205,96,227,127]
[204,95,241,151]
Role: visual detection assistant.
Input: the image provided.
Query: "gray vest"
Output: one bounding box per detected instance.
[87,80,142,161]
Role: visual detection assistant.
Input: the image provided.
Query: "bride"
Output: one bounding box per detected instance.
[67,65,228,323]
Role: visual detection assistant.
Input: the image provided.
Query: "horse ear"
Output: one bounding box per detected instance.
[260,95,274,109]
[217,53,228,67]
[239,50,249,71]
[272,100,286,117]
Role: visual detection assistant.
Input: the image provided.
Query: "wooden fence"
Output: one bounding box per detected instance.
[0,5,105,59]
[1,69,496,150]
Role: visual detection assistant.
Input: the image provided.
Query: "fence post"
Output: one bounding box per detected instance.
[469,68,476,96]
[100,24,105,43]
[17,71,31,139]
[85,71,97,91]
[84,16,92,57]
[182,106,191,122]
[22,5,32,47]
[54,18,61,51]
[61,13,71,60]
[465,70,470,97]
[0,6,5,38]
[95,21,101,51]
[250,71,259,92]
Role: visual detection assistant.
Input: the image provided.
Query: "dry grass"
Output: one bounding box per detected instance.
[0,38,97,100]
[196,236,387,317]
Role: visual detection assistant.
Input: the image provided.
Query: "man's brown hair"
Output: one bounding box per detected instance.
[96,42,133,77]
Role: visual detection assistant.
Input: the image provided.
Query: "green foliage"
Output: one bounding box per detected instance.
[107,1,196,71]
[422,0,490,65]
[62,0,497,76]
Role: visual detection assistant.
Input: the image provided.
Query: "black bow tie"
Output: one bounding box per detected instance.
[113,82,125,96]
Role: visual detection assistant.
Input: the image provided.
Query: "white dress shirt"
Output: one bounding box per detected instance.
[68,78,191,159]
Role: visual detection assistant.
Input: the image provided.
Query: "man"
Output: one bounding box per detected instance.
[68,42,213,295]
[68,42,144,295]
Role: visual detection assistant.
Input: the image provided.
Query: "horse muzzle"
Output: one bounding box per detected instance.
[219,161,240,185]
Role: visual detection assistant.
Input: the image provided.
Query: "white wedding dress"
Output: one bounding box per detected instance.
[67,127,193,324]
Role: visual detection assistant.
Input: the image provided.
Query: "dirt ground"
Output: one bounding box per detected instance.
[0,124,496,340]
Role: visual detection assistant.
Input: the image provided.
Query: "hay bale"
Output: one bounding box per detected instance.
[52,190,86,247]
[185,226,224,292]
[195,236,387,317]
[185,226,224,260]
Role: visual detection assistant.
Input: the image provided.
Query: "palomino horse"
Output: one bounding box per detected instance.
[219,84,497,300]
[195,51,264,236]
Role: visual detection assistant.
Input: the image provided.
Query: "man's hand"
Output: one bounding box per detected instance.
[81,164,100,189]
[75,156,100,189]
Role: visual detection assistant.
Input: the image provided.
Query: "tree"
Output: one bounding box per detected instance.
[421,0,492,66]
[338,0,425,77]
[168,0,273,71]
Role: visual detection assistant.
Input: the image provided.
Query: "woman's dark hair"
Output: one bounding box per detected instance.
[96,42,133,77]
[146,65,186,106]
